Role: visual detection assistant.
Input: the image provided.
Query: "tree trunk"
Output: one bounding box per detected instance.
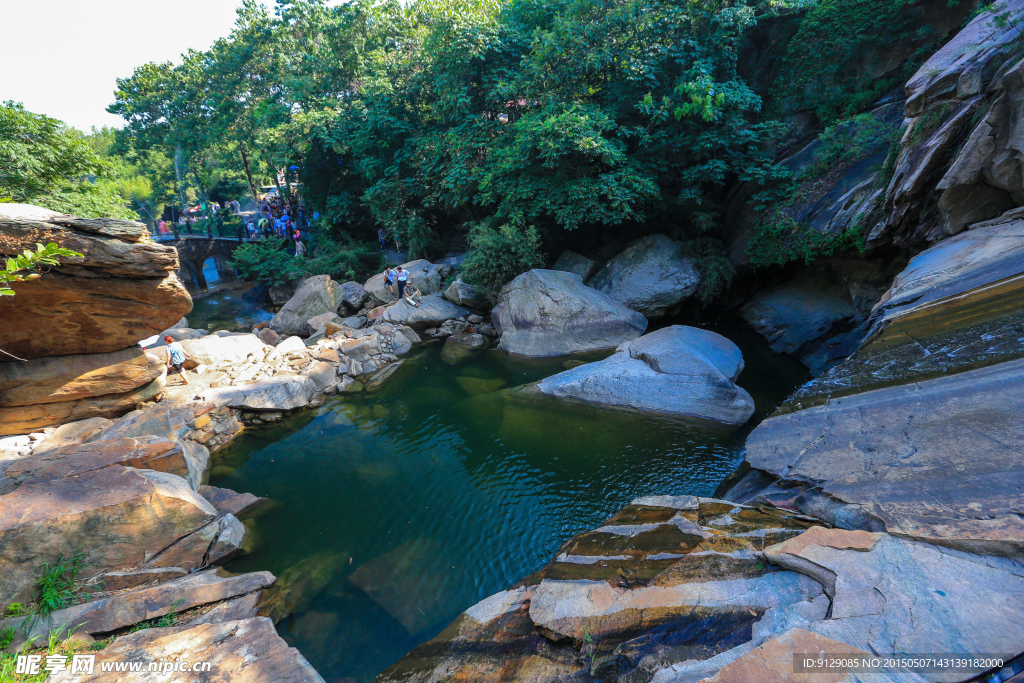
[240,146,260,203]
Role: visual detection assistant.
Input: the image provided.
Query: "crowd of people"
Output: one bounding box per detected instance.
[245,196,306,256]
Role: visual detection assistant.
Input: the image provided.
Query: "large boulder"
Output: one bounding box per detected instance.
[535,326,755,425]
[338,280,368,312]
[0,204,191,359]
[443,275,490,309]
[364,259,451,303]
[492,269,647,357]
[441,333,488,364]
[587,234,700,318]
[0,466,216,604]
[182,334,270,367]
[270,275,344,336]
[382,295,470,329]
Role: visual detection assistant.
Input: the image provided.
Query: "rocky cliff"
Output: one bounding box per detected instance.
[0,204,191,435]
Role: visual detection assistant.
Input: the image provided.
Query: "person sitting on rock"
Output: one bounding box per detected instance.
[165,336,192,386]
[404,286,422,307]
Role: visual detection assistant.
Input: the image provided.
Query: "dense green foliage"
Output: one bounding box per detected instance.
[102,0,951,299]
[0,103,133,218]
[230,235,381,285]
[460,223,545,294]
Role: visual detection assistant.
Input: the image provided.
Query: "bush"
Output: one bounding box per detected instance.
[229,234,384,286]
[460,223,545,294]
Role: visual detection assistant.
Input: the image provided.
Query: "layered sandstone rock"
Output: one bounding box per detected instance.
[377,496,821,682]
[0,466,216,604]
[0,204,190,359]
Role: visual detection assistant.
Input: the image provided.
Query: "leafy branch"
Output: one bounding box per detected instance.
[1,243,83,297]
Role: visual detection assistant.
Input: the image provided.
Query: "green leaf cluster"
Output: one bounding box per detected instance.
[1,243,85,297]
[460,222,545,294]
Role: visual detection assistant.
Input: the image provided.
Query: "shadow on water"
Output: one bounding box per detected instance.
[212,325,808,682]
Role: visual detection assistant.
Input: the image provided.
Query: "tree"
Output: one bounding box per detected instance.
[0,103,133,219]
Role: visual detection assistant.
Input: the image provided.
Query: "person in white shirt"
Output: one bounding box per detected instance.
[395,266,410,299]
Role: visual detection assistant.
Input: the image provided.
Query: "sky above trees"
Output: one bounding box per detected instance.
[2,0,270,131]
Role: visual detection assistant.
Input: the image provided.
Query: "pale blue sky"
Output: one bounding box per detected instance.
[2,0,269,132]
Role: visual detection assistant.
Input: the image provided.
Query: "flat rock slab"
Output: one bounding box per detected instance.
[0,466,215,604]
[765,529,1024,681]
[5,436,193,486]
[49,617,324,683]
[0,347,164,408]
[3,568,273,644]
[745,358,1024,553]
[199,375,316,411]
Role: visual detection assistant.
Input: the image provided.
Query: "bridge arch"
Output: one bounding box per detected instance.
[164,235,251,290]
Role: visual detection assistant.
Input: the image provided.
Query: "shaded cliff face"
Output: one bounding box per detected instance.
[0,203,192,435]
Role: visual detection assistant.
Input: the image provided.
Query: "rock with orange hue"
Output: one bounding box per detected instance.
[0,466,216,604]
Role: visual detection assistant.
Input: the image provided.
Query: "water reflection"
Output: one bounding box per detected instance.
[213,328,806,682]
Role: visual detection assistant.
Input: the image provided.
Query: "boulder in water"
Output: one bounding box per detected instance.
[492,269,647,357]
[536,325,755,425]
[441,333,488,364]
[587,234,700,318]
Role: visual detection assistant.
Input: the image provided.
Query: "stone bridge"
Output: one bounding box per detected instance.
[156,234,253,289]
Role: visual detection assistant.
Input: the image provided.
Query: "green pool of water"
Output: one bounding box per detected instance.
[211,324,806,681]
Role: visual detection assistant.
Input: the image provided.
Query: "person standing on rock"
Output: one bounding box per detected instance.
[165,336,192,386]
[383,266,396,300]
[396,266,409,300]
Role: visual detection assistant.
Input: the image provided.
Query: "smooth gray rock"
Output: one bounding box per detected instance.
[270,275,344,336]
[444,275,490,309]
[493,269,647,357]
[382,295,470,329]
[364,259,451,303]
[551,250,596,280]
[182,334,270,366]
[200,375,317,411]
[765,529,1024,679]
[746,358,1024,554]
[587,234,700,318]
[536,326,755,425]
[302,360,338,393]
[739,272,856,361]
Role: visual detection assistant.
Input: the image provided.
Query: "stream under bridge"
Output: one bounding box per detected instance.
[155,233,253,289]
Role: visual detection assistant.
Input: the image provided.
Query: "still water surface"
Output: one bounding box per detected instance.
[210,324,805,681]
